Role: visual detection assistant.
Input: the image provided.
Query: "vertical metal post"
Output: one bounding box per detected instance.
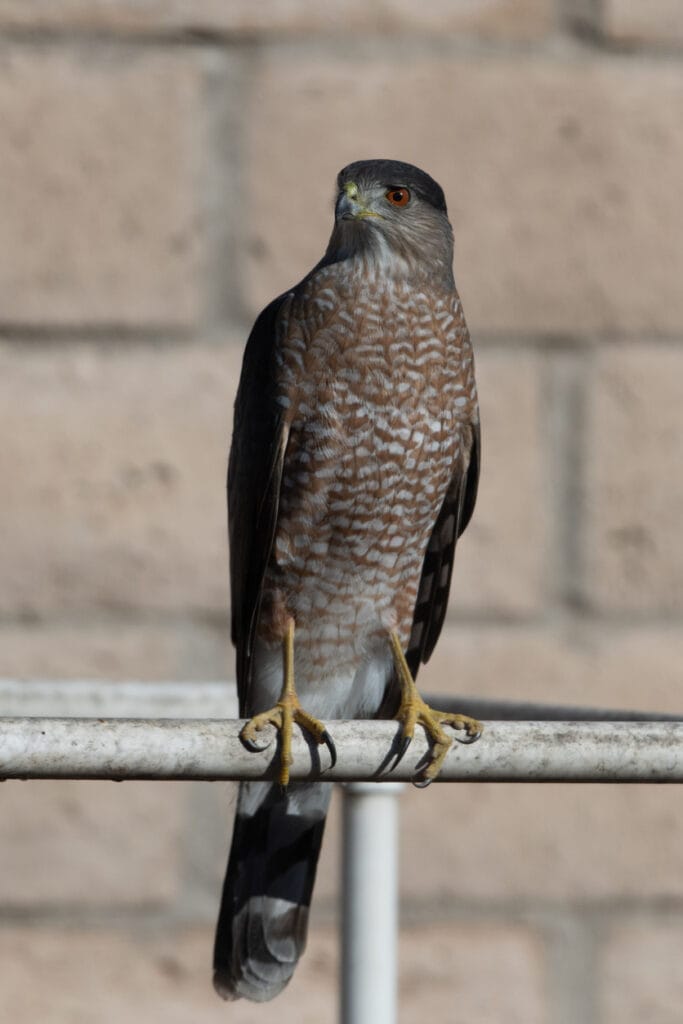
[340,782,404,1024]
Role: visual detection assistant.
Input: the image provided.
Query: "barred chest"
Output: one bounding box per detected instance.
[257,267,477,646]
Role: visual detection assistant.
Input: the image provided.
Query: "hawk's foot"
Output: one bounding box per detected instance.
[240,698,335,788]
[239,619,336,788]
[389,632,482,787]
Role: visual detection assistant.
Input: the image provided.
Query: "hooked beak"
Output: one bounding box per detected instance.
[335,181,382,222]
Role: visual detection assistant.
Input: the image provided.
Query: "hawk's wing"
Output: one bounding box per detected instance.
[228,294,291,715]
[406,418,480,676]
[219,298,329,1007]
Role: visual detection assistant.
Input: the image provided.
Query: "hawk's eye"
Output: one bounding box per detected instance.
[385,187,410,207]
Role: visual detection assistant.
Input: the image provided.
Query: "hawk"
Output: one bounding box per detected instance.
[214,159,481,1002]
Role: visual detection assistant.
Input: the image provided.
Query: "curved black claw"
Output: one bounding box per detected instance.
[322,729,337,769]
[454,727,483,746]
[390,733,413,772]
[240,731,273,753]
[412,773,433,789]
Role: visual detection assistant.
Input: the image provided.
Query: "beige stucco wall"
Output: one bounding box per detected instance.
[1,2,682,1020]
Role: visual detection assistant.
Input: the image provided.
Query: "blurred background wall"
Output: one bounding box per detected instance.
[1,2,683,1021]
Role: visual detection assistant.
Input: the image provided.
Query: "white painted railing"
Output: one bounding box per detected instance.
[2,716,683,782]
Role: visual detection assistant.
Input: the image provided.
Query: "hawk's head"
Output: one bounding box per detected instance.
[326,159,454,280]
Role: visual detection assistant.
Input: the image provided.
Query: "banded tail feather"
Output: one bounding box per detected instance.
[213,780,331,1002]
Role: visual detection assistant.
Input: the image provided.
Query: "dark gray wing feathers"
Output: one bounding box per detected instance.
[227,294,290,714]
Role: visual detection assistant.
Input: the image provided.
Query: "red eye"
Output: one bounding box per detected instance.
[385,187,410,207]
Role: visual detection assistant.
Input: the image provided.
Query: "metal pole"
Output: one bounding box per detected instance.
[0,679,237,719]
[431,695,683,723]
[2,718,683,782]
[341,782,403,1024]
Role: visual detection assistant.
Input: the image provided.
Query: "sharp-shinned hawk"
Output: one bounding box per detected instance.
[214,159,481,1002]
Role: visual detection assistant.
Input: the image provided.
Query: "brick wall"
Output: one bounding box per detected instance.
[1,3,682,1021]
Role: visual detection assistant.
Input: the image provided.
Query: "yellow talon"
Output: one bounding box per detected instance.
[239,619,336,787]
[389,632,482,786]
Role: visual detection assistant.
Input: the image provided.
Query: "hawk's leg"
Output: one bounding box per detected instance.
[389,631,482,787]
[240,618,336,788]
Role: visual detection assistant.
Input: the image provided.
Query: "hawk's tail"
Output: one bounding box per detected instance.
[213,780,331,1002]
